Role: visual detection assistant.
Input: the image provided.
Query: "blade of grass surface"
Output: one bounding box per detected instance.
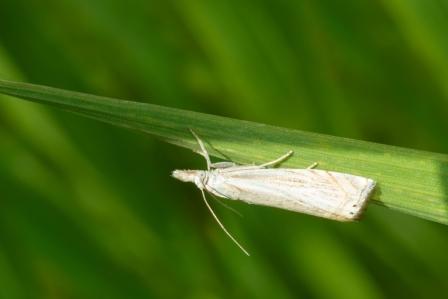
[1,79,448,225]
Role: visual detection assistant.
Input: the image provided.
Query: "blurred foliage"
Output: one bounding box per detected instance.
[1,0,448,298]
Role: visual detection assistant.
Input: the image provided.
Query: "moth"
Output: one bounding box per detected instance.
[172,130,376,255]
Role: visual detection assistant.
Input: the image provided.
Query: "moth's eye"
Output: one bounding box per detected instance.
[198,173,205,182]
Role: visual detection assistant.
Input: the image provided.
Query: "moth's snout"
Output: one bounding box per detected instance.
[172,170,199,183]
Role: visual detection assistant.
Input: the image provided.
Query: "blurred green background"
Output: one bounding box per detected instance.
[1,0,448,298]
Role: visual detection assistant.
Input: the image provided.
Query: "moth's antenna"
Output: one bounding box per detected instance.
[200,189,250,256]
[190,129,211,170]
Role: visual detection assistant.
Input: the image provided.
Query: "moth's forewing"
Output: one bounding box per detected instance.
[205,168,376,221]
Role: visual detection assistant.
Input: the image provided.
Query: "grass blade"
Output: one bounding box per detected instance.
[1,79,448,225]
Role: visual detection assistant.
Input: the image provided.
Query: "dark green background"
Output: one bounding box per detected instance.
[1,1,448,298]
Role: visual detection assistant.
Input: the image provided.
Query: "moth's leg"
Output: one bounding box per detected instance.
[209,192,243,217]
[258,150,293,168]
[307,162,318,169]
[190,129,212,170]
[210,161,236,169]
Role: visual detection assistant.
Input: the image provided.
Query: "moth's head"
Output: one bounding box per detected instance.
[172,170,206,188]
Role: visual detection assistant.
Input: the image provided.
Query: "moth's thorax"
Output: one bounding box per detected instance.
[172,169,208,189]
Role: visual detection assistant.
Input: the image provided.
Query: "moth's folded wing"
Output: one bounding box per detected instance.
[210,169,375,221]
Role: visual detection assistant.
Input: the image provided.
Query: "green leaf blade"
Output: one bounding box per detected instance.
[1,79,448,224]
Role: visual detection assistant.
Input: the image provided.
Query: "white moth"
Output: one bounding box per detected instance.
[172,130,376,255]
